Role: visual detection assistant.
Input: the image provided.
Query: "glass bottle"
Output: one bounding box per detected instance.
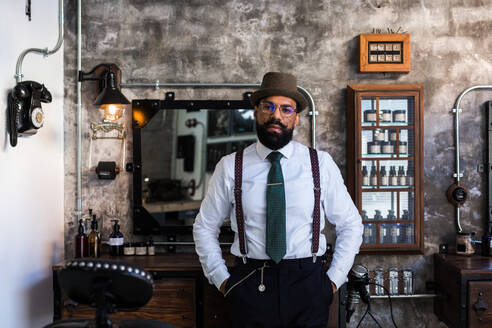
[88,215,101,257]
[362,166,369,186]
[388,268,399,295]
[398,166,406,186]
[370,165,378,186]
[390,166,398,186]
[75,219,89,258]
[109,220,124,256]
[380,166,388,186]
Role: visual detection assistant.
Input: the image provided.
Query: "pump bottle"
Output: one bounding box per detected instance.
[75,219,89,258]
[88,214,102,257]
[109,220,124,256]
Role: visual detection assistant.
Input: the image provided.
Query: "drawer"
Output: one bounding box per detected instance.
[468,281,492,327]
[62,278,196,328]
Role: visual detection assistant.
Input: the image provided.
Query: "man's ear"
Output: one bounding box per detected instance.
[294,112,300,127]
[254,106,259,120]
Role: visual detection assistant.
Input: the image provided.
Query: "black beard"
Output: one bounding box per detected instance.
[256,119,294,150]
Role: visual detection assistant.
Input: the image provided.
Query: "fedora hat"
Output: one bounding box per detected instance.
[250,72,308,112]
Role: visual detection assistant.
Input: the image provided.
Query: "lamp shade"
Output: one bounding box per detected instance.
[93,70,130,107]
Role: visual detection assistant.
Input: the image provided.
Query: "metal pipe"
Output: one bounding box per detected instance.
[121,81,318,148]
[153,241,233,246]
[370,294,437,299]
[76,0,83,222]
[14,0,64,82]
[452,85,492,232]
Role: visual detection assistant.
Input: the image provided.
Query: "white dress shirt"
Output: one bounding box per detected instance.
[193,140,363,290]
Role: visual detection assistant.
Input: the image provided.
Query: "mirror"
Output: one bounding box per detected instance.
[132,96,256,234]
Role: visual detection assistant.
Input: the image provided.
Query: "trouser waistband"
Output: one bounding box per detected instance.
[235,256,322,269]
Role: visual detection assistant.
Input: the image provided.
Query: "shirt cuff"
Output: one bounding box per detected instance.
[212,267,231,290]
[326,268,347,291]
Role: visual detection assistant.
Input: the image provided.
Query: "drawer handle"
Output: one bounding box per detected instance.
[473,297,488,317]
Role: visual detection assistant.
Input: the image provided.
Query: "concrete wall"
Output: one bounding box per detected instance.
[63,0,492,327]
[0,1,64,327]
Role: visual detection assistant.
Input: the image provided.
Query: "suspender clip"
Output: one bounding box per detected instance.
[312,254,317,263]
[242,255,247,264]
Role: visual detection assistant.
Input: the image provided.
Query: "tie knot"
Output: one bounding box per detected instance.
[267,151,283,163]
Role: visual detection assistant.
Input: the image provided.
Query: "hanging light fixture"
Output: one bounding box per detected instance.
[78,63,130,122]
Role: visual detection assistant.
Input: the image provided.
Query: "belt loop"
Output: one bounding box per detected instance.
[242,255,247,264]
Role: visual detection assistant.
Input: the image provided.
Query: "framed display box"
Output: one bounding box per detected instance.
[359,34,410,73]
[346,84,424,253]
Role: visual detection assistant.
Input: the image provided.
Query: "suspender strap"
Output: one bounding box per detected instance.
[234,150,247,262]
[308,147,321,261]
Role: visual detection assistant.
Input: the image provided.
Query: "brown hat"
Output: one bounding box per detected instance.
[250,72,308,112]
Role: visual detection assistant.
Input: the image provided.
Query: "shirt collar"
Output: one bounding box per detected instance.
[256,140,294,160]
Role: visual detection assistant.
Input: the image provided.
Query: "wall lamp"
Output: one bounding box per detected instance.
[78,63,130,122]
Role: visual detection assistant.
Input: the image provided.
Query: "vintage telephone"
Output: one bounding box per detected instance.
[7,80,52,147]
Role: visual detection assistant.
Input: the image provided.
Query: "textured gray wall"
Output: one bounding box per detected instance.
[63,0,492,327]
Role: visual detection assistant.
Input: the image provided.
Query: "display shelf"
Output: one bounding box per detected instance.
[347,84,424,253]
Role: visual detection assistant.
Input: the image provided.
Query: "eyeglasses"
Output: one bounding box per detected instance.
[258,101,297,117]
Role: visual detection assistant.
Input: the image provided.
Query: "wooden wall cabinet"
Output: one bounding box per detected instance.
[346,84,424,253]
[434,254,492,327]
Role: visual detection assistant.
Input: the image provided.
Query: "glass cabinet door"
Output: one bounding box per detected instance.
[347,85,423,253]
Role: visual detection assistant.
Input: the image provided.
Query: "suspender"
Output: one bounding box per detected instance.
[233,147,321,263]
[234,150,248,264]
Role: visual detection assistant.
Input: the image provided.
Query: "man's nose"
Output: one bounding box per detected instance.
[271,107,283,120]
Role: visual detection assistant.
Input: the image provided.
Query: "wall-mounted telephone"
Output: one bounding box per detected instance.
[7,81,52,147]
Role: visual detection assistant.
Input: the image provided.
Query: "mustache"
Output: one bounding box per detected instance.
[264,118,287,129]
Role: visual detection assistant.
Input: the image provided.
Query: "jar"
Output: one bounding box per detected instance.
[389,129,398,141]
[368,141,381,154]
[381,110,391,122]
[364,109,377,123]
[456,232,475,256]
[390,224,400,243]
[123,243,135,256]
[405,224,414,243]
[399,141,408,154]
[147,240,155,256]
[382,141,394,154]
[393,110,406,122]
[363,224,373,244]
[374,268,385,295]
[373,129,385,142]
[135,242,147,256]
[388,268,399,295]
[402,270,414,295]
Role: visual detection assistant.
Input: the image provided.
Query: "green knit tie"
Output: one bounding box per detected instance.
[266,151,286,263]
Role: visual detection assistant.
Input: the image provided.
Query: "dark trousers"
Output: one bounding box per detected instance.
[224,257,333,328]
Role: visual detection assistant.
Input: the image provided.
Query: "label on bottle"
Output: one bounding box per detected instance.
[370,175,378,186]
[370,144,381,153]
[407,176,414,185]
[362,176,369,186]
[398,176,406,186]
[366,112,377,122]
[382,112,391,121]
[390,176,398,186]
[148,246,156,256]
[381,176,389,186]
[109,237,124,246]
[400,144,408,154]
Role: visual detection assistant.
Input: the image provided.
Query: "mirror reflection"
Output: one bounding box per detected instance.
[140,108,256,228]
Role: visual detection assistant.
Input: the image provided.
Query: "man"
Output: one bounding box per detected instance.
[193,72,363,327]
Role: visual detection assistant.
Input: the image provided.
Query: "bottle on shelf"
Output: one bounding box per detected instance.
[387,210,396,220]
[75,219,89,258]
[362,166,369,186]
[398,166,407,186]
[109,220,124,256]
[401,209,410,220]
[88,214,101,257]
[370,165,378,186]
[406,169,414,186]
[390,224,400,244]
[380,166,388,186]
[147,237,156,256]
[390,166,398,186]
[374,210,383,220]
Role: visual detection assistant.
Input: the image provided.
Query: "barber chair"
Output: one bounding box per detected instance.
[44,259,174,328]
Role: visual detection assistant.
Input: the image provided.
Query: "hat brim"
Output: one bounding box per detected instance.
[250,88,308,112]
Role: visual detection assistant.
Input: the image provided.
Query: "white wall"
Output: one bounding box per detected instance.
[0,1,64,327]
